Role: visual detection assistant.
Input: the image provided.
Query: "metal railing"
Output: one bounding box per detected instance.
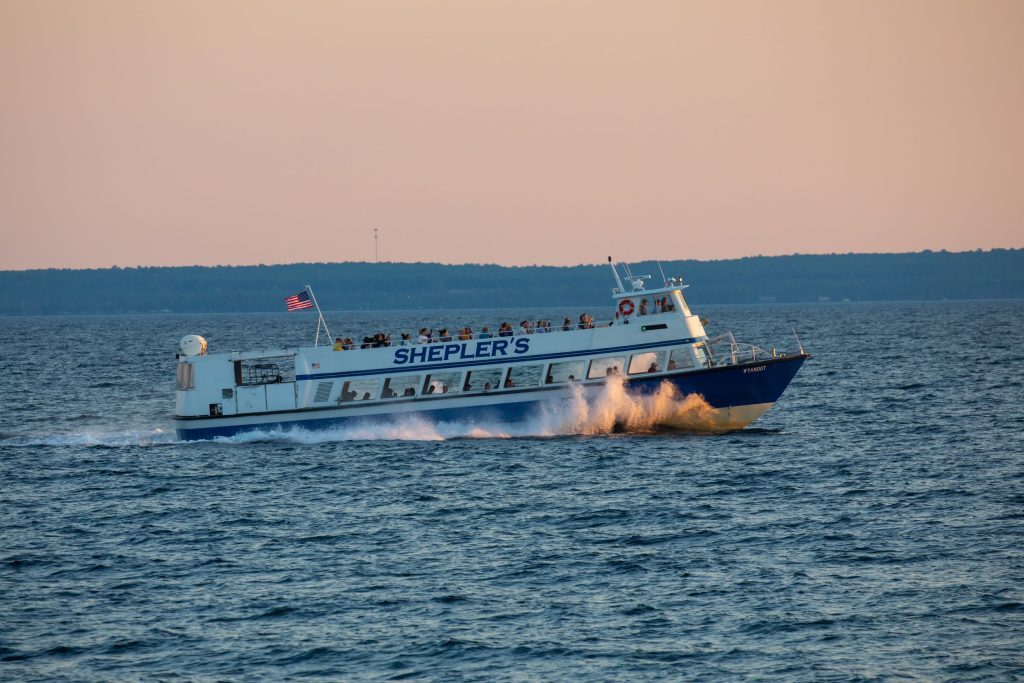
[704,332,777,367]
[333,312,677,350]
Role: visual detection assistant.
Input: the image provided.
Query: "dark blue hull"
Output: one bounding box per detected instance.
[175,354,808,441]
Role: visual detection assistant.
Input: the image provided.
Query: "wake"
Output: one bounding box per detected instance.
[3,379,726,447]
[215,377,722,444]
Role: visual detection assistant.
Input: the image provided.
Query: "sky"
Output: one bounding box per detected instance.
[1,0,1022,270]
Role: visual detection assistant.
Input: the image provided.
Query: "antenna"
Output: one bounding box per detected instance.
[608,256,625,293]
[656,260,667,285]
[374,228,379,263]
[792,327,805,355]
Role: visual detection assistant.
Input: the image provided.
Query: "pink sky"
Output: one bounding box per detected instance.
[1,0,1022,270]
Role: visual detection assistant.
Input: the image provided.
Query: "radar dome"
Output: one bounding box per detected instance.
[179,335,208,357]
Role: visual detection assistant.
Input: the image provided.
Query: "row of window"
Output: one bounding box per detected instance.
[312,345,710,404]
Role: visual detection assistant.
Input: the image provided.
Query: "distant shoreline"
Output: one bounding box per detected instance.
[2,250,1021,315]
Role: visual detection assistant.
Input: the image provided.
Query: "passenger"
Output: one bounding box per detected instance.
[478,326,493,339]
[383,386,398,398]
[535,320,548,333]
[426,385,435,394]
[441,385,449,393]
[399,333,413,346]
[579,313,593,329]
[483,382,492,391]
[504,376,516,388]
[563,317,574,331]
[639,299,649,316]
[459,327,473,341]
[662,296,674,312]
[519,320,532,335]
[606,367,614,376]
[567,375,576,381]
[333,336,345,351]
[647,361,659,373]
[362,392,371,400]
[667,358,678,370]
[498,322,514,337]
[417,328,430,344]
[438,328,452,342]
[403,387,416,396]
[361,336,374,349]
[654,299,662,314]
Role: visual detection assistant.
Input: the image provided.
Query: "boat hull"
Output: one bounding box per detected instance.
[174,354,807,441]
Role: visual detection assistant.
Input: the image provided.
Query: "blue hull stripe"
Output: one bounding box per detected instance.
[177,355,806,441]
[296,337,699,381]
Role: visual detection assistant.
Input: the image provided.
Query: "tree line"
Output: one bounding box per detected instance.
[1,249,1021,315]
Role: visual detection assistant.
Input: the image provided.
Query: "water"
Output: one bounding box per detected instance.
[1,301,1022,680]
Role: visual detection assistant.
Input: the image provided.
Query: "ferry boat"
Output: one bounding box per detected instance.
[173,260,809,440]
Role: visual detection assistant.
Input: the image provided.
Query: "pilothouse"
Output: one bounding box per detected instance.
[173,259,809,440]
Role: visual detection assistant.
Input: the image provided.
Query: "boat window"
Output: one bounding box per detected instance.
[340,378,380,402]
[176,363,195,390]
[546,360,585,384]
[668,347,697,371]
[314,381,334,403]
[381,375,421,399]
[423,372,461,396]
[463,368,502,393]
[504,364,543,389]
[588,356,626,379]
[693,343,712,368]
[236,356,295,385]
[628,350,668,375]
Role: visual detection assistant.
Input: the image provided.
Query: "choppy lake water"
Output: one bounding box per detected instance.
[1,301,1022,680]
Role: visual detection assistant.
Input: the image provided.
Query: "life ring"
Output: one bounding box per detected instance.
[618,299,635,316]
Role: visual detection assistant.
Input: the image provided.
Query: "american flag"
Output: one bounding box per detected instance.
[285,290,313,312]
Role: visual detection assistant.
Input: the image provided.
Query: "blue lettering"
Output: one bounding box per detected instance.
[492,339,510,356]
[514,338,530,354]
[475,340,491,358]
[428,346,443,362]
[443,343,461,360]
[409,346,428,363]
[394,348,409,365]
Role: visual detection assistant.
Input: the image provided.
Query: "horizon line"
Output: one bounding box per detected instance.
[3,246,1021,274]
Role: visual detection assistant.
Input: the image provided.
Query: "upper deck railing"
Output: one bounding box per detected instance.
[331,310,679,351]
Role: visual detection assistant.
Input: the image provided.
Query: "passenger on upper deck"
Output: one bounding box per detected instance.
[417,328,430,344]
[498,322,514,337]
[438,328,452,342]
[639,299,649,316]
[478,326,493,339]
[519,321,533,335]
[458,327,473,341]
[535,320,549,333]
[398,333,412,346]
[333,337,345,351]
[562,317,573,331]
[579,313,593,329]
[661,296,674,312]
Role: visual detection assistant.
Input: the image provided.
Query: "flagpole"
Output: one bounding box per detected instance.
[304,285,332,347]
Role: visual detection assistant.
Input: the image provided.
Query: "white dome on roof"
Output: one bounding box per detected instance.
[179,335,207,357]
